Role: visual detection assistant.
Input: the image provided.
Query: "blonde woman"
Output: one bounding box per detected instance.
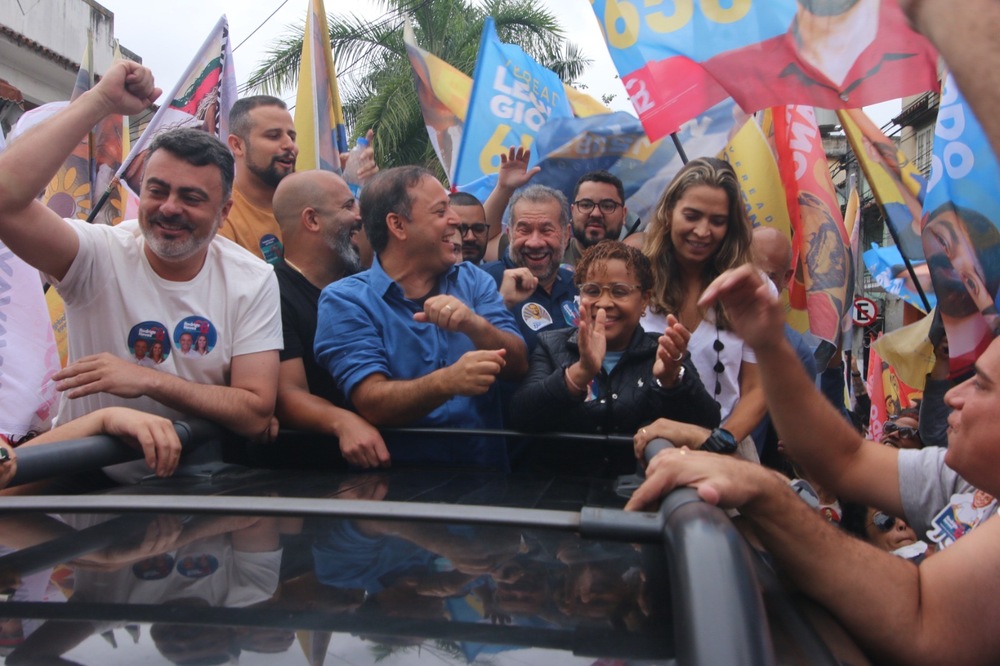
[631,157,769,460]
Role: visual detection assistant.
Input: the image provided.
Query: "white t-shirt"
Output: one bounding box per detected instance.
[52,220,283,479]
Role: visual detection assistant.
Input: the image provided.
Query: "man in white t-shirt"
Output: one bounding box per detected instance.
[0,62,282,481]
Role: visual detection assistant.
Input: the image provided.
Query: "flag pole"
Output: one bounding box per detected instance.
[670,131,688,164]
[880,213,932,311]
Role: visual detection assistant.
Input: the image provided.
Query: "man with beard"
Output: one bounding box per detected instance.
[219,96,299,263]
[482,185,578,352]
[566,172,628,267]
[272,170,388,468]
[449,192,489,265]
[0,63,282,483]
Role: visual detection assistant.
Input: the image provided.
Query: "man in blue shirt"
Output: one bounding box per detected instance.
[314,166,528,469]
[482,185,579,352]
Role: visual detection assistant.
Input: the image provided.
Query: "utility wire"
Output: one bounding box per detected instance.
[233,0,290,52]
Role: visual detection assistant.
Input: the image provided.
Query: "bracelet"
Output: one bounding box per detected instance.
[565,367,586,394]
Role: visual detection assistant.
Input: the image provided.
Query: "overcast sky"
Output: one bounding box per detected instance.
[96,0,898,129]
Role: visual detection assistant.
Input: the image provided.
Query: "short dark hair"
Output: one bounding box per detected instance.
[147,128,234,201]
[229,95,287,141]
[449,191,483,207]
[573,170,625,205]
[574,240,653,292]
[360,166,435,254]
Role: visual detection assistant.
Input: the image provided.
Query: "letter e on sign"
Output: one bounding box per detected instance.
[853,297,878,326]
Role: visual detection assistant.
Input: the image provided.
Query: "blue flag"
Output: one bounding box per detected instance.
[921,73,1000,374]
[453,17,573,190]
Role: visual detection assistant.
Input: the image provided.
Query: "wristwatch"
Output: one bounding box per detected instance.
[700,427,738,455]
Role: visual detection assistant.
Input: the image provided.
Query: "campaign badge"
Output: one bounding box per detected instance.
[260,234,284,264]
[521,302,554,331]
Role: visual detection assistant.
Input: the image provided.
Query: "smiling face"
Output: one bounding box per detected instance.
[240,105,298,189]
[579,258,650,352]
[179,333,193,352]
[317,175,363,275]
[571,181,626,248]
[138,150,230,271]
[509,198,568,288]
[400,175,461,274]
[669,185,732,271]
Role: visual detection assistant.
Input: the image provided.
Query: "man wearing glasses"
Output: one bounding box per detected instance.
[566,171,628,267]
[449,192,490,265]
[482,185,578,352]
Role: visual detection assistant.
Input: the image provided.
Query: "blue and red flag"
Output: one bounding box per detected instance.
[591,0,939,140]
[921,73,1000,376]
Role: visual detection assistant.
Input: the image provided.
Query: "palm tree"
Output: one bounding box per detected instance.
[245,0,591,180]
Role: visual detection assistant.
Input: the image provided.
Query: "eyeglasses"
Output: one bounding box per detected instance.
[882,421,919,439]
[458,223,489,236]
[579,282,643,300]
[573,199,623,215]
[870,511,897,533]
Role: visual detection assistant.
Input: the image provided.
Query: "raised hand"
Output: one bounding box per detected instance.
[652,314,690,386]
[576,299,607,378]
[698,264,785,352]
[93,61,161,116]
[498,267,538,308]
[497,146,541,190]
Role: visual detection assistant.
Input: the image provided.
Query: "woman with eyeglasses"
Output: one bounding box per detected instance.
[880,409,923,449]
[630,157,769,461]
[509,241,720,473]
[841,503,931,562]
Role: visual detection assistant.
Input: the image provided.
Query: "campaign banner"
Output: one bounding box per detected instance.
[921,74,1000,376]
[406,19,606,188]
[404,20,471,184]
[0,242,60,444]
[452,18,574,191]
[867,336,921,442]
[295,0,350,172]
[773,105,852,366]
[41,40,127,227]
[115,15,237,193]
[840,108,926,262]
[526,100,737,230]
[591,0,939,141]
[863,243,936,312]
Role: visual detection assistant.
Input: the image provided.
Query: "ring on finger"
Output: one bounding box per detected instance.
[671,352,684,362]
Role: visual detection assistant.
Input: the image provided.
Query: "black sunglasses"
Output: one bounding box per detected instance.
[870,511,897,533]
[883,422,919,439]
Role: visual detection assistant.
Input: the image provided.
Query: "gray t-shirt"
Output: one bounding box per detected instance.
[899,446,976,536]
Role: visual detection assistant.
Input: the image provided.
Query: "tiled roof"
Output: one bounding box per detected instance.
[0,23,78,73]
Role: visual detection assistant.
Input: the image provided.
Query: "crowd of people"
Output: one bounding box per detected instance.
[0,0,999,662]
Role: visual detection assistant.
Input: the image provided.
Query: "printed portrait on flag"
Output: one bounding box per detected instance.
[592,0,938,140]
[922,74,1000,376]
[404,21,469,183]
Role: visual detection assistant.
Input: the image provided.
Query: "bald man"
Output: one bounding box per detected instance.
[273,170,389,468]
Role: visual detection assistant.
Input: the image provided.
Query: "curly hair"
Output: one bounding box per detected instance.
[575,240,653,292]
[642,157,753,330]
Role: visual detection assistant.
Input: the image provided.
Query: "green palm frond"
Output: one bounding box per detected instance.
[246,0,591,172]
